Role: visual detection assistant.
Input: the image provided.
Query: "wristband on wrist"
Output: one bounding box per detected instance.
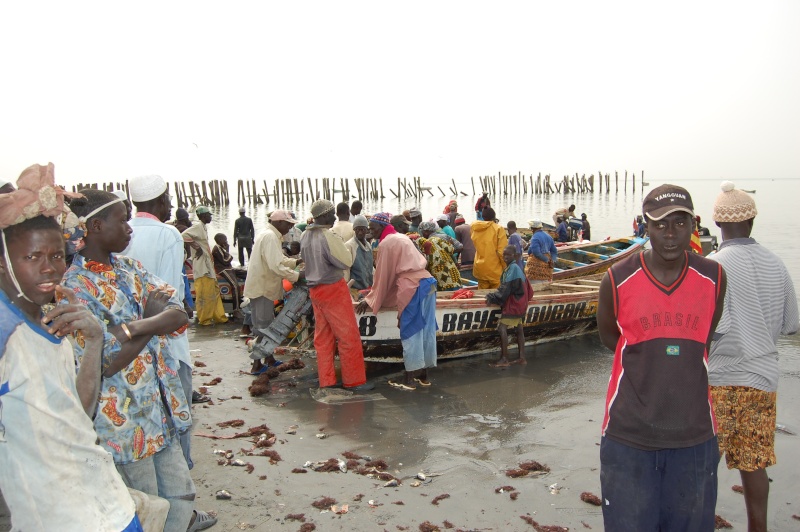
[120,323,133,341]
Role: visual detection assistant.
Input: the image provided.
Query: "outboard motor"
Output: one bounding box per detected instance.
[252,284,313,360]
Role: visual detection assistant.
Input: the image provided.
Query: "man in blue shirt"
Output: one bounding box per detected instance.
[525,219,558,284]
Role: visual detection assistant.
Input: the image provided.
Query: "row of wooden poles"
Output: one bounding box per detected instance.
[71,171,645,209]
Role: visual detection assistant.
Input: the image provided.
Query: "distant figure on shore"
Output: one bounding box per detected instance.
[471,207,507,289]
[553,204,576,226]
[596,184,726,531]
[634,215,646,238]
[486,245,531,367]
[525,219,557,284]
[233,207,255,267]
[708,181,799,532]
[475,193,490,221]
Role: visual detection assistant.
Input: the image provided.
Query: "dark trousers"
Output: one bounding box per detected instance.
[237,239,252,266]
[600,436,719,531]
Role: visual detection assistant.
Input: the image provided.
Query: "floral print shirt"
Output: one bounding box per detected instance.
[62,254,191,465]
[417,235,462,291]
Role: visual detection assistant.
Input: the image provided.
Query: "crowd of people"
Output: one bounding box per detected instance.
[0,166,796,532]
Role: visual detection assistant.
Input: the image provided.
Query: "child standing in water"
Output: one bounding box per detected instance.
[486,244,531,367]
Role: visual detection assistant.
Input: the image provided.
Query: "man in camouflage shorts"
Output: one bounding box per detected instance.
[708,182,799,532]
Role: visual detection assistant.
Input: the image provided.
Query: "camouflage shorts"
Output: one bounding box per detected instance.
[711,385,777,472]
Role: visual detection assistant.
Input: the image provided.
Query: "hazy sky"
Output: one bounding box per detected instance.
[2,1,798,187]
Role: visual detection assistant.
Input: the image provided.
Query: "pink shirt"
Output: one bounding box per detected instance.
[365,233,431,317]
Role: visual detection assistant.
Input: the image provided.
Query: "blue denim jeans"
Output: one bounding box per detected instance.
[600,436,719,531]
[177,361,194,470]
[116,442,196,532]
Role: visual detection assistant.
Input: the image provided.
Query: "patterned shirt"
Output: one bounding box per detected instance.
[417,235,462,291]
[62,254,191,465]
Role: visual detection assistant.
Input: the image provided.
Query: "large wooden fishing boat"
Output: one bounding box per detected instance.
[358,275,602,363]
[460,236,647,283]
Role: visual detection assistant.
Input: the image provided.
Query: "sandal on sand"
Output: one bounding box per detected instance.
[188,510,217,532]
[249,366,269,376]
[388,379,416,391]
[413,378,432,387]
[191,391,211,404]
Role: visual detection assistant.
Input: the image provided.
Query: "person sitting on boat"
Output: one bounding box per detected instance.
[212,233,244,320]
[506,221,527,271]
[486,245,532,367]
[695,215,710,236]
[553,204,576,226]
[408,208,423,234]
[471,207,507,289]
[634,215,646,238]
[581,213,591,241]
[435,214,457,240]
[555,216,570,243]
[357,212,437,391]
[391,214,410,236]
[525,219,558,284]
[344,215,374,297]
[475,193,490,221]
[443,200,458,228]
[454,216,475,266]
[417,221,462,291]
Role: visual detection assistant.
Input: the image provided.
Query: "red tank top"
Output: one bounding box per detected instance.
[602,251,722,450]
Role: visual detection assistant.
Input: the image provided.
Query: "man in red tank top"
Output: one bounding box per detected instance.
[596,184,727,531]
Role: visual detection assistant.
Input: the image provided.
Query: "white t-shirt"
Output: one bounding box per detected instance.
[0,295,136,531]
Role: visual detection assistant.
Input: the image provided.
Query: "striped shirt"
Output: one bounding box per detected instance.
[708,238,799,391]
[0,291,135,531]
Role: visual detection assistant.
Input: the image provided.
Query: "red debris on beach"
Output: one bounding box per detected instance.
[204,377,222,386]
[580,492,602,506]
[299,524,316,532]
[419,522,440,532]
[194,361,206,367]
[714,514,733,529]
[285,514,306,522]
[292,468,307,474]
[311,497,336,509]
[217,419,245,428]
[431,494,450,506]
[731,485,744,493]
[248,373,270,397]
[495,485,516,493]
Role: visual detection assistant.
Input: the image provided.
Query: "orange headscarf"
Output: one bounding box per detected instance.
[0,163,80,229]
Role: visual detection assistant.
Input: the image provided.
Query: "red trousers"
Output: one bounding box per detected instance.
[309,279,367,388]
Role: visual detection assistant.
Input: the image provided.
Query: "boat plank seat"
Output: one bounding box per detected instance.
[572,249,610,261]
[595,245,621,254]
[548,283,601,292]
[557,258,590,267]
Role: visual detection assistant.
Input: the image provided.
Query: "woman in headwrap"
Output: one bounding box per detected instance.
[357,213,437,390]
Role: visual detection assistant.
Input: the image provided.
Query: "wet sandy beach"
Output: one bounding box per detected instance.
[2,321,799,531]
